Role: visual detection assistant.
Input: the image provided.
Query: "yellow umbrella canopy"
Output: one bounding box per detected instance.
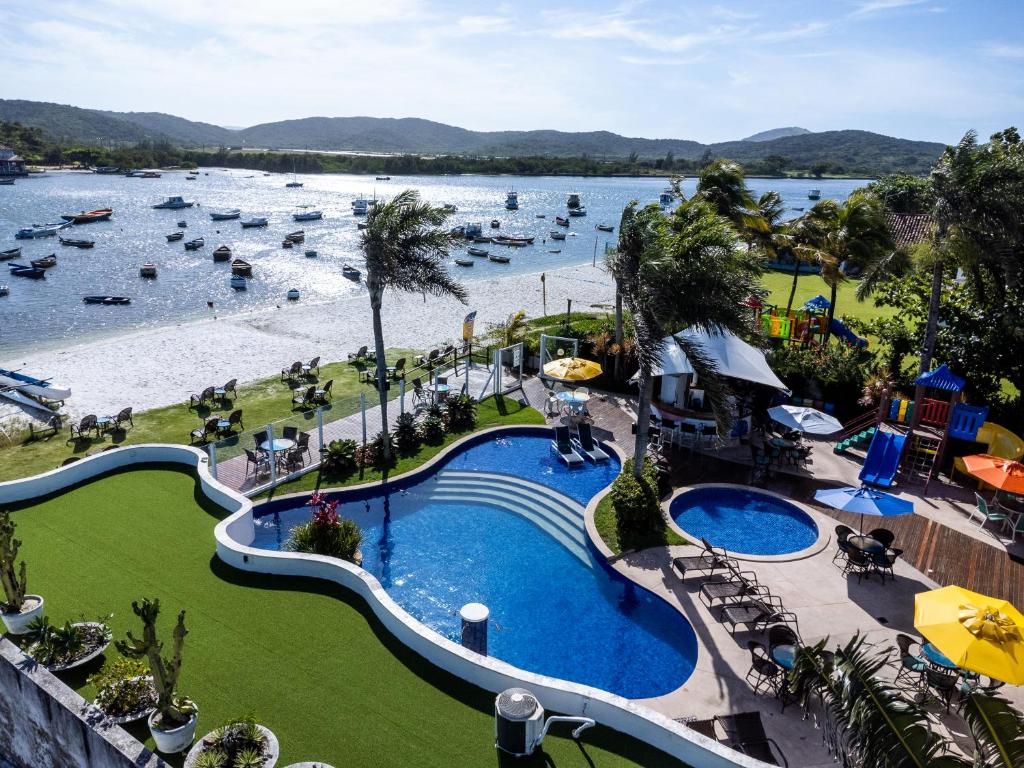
[914,585,1024,684]
[542,357,602,382]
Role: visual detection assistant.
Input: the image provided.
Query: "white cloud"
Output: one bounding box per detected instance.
[984,43,1024,59]
[454,15,514,35]
[753,21,830,43]
[850,0,927,17]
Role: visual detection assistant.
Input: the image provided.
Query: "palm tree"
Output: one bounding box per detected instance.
[693,159,756,227]
[612,199,762,477]
[960,691,1024,768]
[360,190,467,460]
[793,191,892,345]
[609,202,645,381]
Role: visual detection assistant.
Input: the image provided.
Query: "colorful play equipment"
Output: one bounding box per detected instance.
[953,421,1024,487]
[759,295,868,349]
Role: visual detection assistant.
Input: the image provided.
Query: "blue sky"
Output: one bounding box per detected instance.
[1,0,1022,143]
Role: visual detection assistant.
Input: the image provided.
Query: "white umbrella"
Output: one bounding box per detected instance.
[768,404,843,435]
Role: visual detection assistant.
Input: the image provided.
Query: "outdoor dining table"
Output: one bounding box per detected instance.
[922,642,960,671]
[556,390,590,415]
[95,415,113,433]
[847,534,886,555]
[770,643,797,670]
[260,438,295,455]
[427,383,450,403]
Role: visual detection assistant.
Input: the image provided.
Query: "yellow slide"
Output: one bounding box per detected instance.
[953,421,1024,485]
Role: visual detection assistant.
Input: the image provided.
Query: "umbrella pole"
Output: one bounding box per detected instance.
[859,512,864,536]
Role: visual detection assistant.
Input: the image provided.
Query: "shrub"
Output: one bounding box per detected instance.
[393,412,421,456]
[197,714,268,768]
[444,394,477,432]
[611,458,663,550]
[88,657,157,718]
[421,403,446,445]
[320,439,357,474]
[286,492,362,562]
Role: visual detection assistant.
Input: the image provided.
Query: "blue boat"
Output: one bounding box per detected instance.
[8,262,45,279]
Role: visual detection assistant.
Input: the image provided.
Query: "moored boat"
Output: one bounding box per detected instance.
[293,210,323,221]
[184,237,205,250]
[595,224,614,232]
[442,203,457,212]
[209,208,241,221]
[659,189,675,207]
[375,176,391,180]
[464,222,484,239]
[282,239,294,249]
[177,220,188,227]
[568,207,587,217]
[467,247,489,257]
[0,285,7,295]
[230,258,252,276]
[341,264,361,280]
[567,192,581,210]
[83,295,130,305]
[240,217,268,228]
[357,221,369,230]
[505,190,519,210]
[305,250,318,258]
[808,189,821,200]
[139,263,157,278]
[141,171,161,178]
[454,258,474,267]
[212,245,231,262]
[15,222,69,239]
[30,255,56,269]
[60,208,113,224]
[230,275,247,290]
[8,263,45,279]
[0,248,21,261]
[490,219,500,228]
[285,230,305,242]
[59,236,95,248]
[535,214,546,218]
[494,234,534,244]
[472,236,492,243]
[166,231,184,242]
[351,198,371,215]
[153,196,194,209]
[555,216,569,227]
[549,231,566,240]
[286,288,300,300]
[285,181,303,188]
[0,179,13,186]
[494,238,528,247]
[488,253,511,263]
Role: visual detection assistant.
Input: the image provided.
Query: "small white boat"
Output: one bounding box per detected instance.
[808,189,821,200]
[139,263,157,278]
[549,231,566,240]
[15,222,69,239]
[240,217,268,228]
[286,288,300,300]
[153,196,194,209]
[209,208,240,221]
[230,274,247,290]
[351,198,370,215]
[293,210,323,222]
[505,190,518,210]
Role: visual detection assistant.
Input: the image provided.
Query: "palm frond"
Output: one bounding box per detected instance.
[961,692,1024,768]
[670,333,733,436]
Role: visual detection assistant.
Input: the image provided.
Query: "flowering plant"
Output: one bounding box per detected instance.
[287,493,362,561]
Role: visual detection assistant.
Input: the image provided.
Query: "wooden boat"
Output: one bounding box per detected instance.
[184,237,205,250]
[293,210,323,222]
[212,245,232,262]
[230,258,252,276]
[209,208,241,221]
[8,263,45,279]
[83,296,130,305]
[555,216,570,227]
[547,249,561,254]
[282,239,294,249]
[0,248,21,261]
[467,247,489,257]
[185,175,197,180]
[568,208,587,217]
[139,263,157,278]
[240,217,268,228]
[472,236,492,243]
[488,254,511,264]
[285,181,303,188]
[141,171,161,178]
[30,255,57,269]
[230,275,247,290]
[177,220,188,228]
[59,236,95,248]
[549,231,566,240]
[535,214,546,218]
[494,238,528,248]
[166,232,184,242]
[286,288,300,300]
[305,250,318,258]
[595,224,614,232]
[494,235,534,244]
[375,176,391,180]
[454,258,474,267]
[60,208,113,224]
[0,285,8,296]
[490,219,500,228]
[152,196,194,209]
[341,265,361,281]
[286,231,305,242]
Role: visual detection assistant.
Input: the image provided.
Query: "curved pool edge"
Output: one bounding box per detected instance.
[663,483,831,563]
[0,438,770,768]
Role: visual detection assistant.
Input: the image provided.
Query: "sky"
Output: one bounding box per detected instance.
[1,0,1022,144]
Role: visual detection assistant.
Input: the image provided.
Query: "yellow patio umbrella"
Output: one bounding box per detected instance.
[542,357,602,382]
[914,585,1024,684]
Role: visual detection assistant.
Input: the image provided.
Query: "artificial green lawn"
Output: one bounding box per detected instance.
[8,467,685,768]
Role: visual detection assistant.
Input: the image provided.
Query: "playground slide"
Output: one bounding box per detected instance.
[829,318,869,349]
[953,421,1024,483]
[859,431,907,488]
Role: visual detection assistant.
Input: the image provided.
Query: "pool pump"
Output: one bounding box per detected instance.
[494,688,595,757]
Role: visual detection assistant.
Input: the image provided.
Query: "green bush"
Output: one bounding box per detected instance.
[355,432,395,469]
[766,342,871,419]
[611,458,663,550]
[421,403,446,445]
[444,394,477,432]
[393,412,421,456]
[320,439,357,474]
[286,493,362,562]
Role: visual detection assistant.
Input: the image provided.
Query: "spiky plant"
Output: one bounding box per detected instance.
[960,691,1024,768]
[0,511,28,612]
[115,598,195,728]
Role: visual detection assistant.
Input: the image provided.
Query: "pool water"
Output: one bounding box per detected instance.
[669,486,818,556]
[252,430,698,699]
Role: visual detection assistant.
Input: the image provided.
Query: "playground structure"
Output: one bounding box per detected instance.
[952,421,1024,488]
[759,295,869,350]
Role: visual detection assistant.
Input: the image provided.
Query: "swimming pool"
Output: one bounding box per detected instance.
[252,429,698,699]
[669,486,819,556]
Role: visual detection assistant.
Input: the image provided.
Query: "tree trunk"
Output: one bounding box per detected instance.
[632,372,653,478]
[919,258,944,375]
[822,282,838,346]
[369,286,391,460]
[785,260,801,314]
[613,284,623,380]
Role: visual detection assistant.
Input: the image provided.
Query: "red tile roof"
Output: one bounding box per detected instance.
[886,213,935,247]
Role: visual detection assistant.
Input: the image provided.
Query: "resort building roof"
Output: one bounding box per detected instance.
[885,212,935,247]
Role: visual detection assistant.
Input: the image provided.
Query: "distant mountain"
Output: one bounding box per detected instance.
[742,127,811,142]
[0,99,948,174]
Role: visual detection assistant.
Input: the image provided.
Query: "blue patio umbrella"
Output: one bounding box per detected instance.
[814,485,915,533]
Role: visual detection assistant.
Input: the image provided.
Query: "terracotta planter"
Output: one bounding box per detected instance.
[0,595,44,635]
[149,709,199,754]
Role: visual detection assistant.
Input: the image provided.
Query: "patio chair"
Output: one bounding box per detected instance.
[295,431,312,461]
[745,641,783,696]
[867,528,895,548]
[842,547,875,583]
[223,409,244,433]
[314,379,333,403]
[712,713,789,767]
[925,666,959,712]
[388,357,406,380]
[699,568,765,609]
[221,378,238,402]
[832,524,855,565]
[412,377,428,408]
[292,385,316,409]
[871,547,902,583]
[894,634,927,689]
[282,425,299,442]
[281,361,302,381]
[304,356,320,377]
[970,492,1010,532]
[189,386,215,407]
[67,414,98,442]
[347,345,368,363]
[253,430,270,457]
[673,538,733,579]
[190,417,220,444]
[720,595,797,636]
[111,407,134,430]
[551,425,584,466]
[245,448,270,477]
[767,624,800,653]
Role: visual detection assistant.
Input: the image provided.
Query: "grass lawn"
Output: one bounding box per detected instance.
[257,394,545,499]
[7,467,684,768]
[593,493,687,556]
[0,349,416,483]
[759,269,899,324]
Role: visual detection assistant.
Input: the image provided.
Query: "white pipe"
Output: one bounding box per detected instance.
[539,715,596,744]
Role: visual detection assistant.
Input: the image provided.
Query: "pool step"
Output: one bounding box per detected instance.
[428,471,591,565]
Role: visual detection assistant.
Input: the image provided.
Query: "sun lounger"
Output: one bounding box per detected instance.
[719,595,797,636]
[551,425,584,466]
[573,422,609,461]
[672,538,734,579]
[689,713,788,767]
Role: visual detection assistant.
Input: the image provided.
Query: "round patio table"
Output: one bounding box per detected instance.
[216,419,231,432]
[770,643,797,671]
[922,642,959,670]
[847,535,885,555]
[555,391,590,405]
[259,438,295,454]
[95,415,113,432]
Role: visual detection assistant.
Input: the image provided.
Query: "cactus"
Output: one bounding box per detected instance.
[0,511,27,612]
[116,598,194,727]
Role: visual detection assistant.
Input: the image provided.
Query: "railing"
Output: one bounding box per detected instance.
[836,409,878,442]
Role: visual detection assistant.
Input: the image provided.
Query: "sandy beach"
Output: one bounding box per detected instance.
[1,264,616,418]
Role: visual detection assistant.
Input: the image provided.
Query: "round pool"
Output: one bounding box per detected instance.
[669,486,818,556]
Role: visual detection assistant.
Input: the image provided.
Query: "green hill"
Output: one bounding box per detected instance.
[742,126,811,142]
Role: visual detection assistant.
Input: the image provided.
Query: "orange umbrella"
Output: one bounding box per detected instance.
[961,454,1024,495]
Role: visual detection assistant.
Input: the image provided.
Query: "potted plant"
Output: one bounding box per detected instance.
[0,511,44,635]
[185,714,279,768]
[285,493,362,564]
[116,598,198,753]
[89,657,158,724]
[24,614,112,671]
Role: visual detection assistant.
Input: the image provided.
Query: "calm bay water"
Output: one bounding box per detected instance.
[0,170,865,355]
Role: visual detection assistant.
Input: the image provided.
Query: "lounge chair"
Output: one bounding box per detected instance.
[292,385,315,409]
[314,379,333,403]
[551,425,584,466]
[710,713,789,767]
[112,407,133,430]
[719,595,797,636]
[281,361,302,381]
[970,492,1009,532]
[573,422,609,462]
[672,538,734,579]
[189,386,215,407]
[347,345,368,363]
[67,414,98,442]
[190,417,220,444]
[699,566,766,609]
